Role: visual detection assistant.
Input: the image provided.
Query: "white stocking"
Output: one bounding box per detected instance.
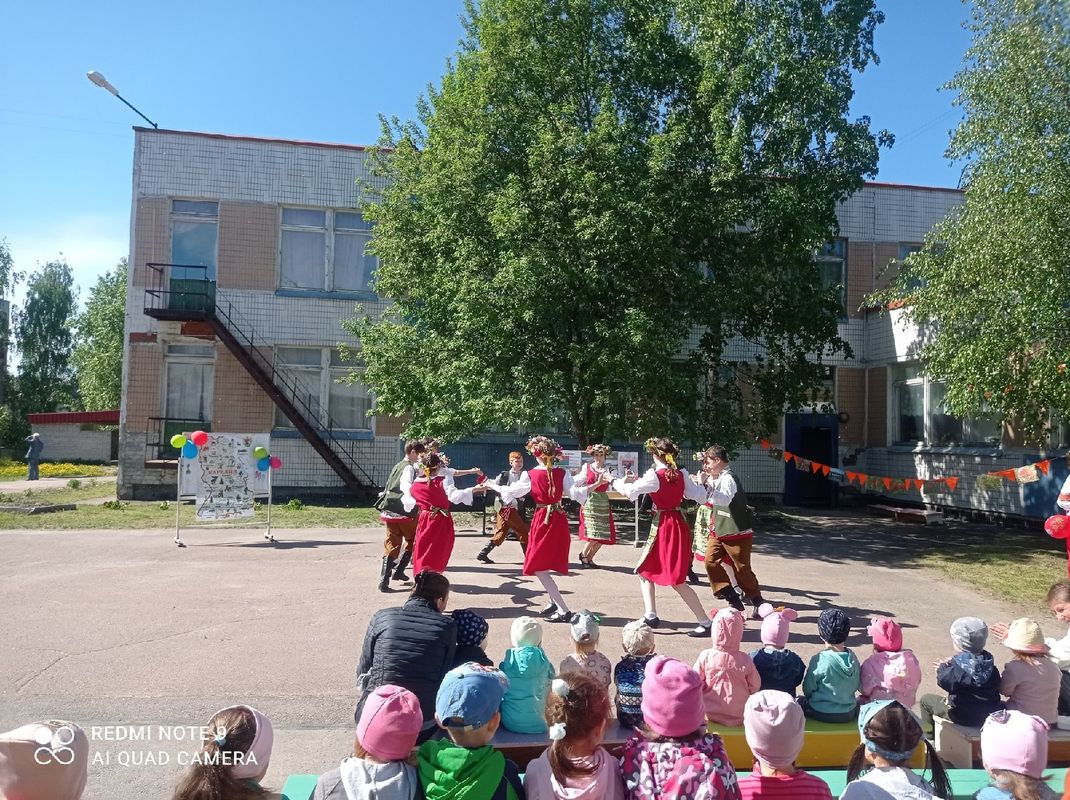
[674,582,710,623]
[639,577,657,619]
[536,571,569,614]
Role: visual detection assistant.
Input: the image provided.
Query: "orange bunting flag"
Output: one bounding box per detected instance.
[821,464,831,476]
[783,451,794,463]
[760,439,771,449]
[846,471,859,484]
[858,473,868,484]
[882,477,893,490]
[810,462,822,474]
[998,469,1017,481]
[1038,460,1051,475]
[945,477,959,492]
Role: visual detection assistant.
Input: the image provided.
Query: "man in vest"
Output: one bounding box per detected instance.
[701,444,767,618]
[374,439,424,591]
[475,451,530,564]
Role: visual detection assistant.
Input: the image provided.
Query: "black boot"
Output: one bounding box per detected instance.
[477,543,496,564]
[687,567,700,585]
[393,550,412,582]
[747,594,767,620]
[715,587,746,613]
[378,556,395,592]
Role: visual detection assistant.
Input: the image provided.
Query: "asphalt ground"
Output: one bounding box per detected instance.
[0,511,1042,798]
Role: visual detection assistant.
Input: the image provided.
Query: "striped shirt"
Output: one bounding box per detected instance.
[737,769,834,800]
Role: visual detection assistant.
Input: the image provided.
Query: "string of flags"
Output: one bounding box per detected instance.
[758,439,1058,494]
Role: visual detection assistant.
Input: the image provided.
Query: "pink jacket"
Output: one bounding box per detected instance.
[694,610,760,726]
[859,649,922,707]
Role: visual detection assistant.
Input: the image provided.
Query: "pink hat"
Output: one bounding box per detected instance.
[358,685,423,761]
[867,617,903,652]
[640,656,705,738]
[744,691,805,769]
[758,604,798,649]
[981,709,1048,779]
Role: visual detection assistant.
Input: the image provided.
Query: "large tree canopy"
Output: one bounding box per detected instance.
[877,0,1070,446]
[72,258,127,410]
[349,0,889,447]
[16,259,77,413]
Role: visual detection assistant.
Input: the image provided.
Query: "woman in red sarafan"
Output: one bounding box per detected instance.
[405,452,475,575]
[483,435,589,623]
[613,437,713,638]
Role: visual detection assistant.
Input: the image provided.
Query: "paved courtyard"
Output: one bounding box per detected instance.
[0,511,1049,799]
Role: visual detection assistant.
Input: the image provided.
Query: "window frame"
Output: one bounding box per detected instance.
[890,364,1003,448]
[814,238,847,317]
[161,342,216,424]
[170,199,219,281]
[273,346,374,433]
[277,206,378,295]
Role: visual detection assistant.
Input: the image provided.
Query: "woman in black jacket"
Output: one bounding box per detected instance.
[355,571,457,742]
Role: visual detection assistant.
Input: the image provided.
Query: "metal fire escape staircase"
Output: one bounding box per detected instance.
[143,263,376,498]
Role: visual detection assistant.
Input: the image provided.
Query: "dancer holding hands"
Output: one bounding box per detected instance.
[482,435,589,623]
[612,437,714,637]
[573,444,617,569]
[404,452,476,575]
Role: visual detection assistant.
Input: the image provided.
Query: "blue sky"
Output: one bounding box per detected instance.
[0,1,972,305]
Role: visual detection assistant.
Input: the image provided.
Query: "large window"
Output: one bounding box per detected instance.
[898,243,924,291]
[164,344,215,423]
[279,208,377,293]
[274,346,372,431]
[815,238,847,315]
[171,200,218,310]
[891,364,1001,446]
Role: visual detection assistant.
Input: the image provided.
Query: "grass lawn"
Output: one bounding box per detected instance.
[0,478,119,507]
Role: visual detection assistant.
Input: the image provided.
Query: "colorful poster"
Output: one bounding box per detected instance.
[561,450,584,472]
[613,451,640,477]
[179,433,271,519]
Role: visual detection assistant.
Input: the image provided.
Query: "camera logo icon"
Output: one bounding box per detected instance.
[33,724,77,765]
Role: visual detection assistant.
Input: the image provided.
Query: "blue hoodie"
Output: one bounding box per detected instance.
[803,648,861,715]
[499,646,554,733]
[936,649,1004,727]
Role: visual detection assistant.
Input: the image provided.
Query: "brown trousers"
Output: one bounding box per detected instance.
[490,508,530,547]
[705,534,761,598]
[383,517,418,559]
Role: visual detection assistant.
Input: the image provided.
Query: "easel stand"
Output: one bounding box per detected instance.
[173,457,275,548]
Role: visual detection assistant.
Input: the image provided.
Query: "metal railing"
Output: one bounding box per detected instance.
[146,416,211,462]
[144,263,379,489]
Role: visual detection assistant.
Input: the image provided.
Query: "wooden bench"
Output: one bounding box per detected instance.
[283,767,1068,800]
[934,715,1070,768]
[810,767,1067,798]
[708,718,925,769]
[871,503,945,525]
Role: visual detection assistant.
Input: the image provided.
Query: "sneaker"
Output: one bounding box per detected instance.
[548,610,572,623]
[687,622,712,638]
[639,615,661,629]
[539,603,558,618]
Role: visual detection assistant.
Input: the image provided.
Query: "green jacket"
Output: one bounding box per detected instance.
[710,470,755,538]
[417,740,524,800]
[803,648,861,714]
[375,458,416,517]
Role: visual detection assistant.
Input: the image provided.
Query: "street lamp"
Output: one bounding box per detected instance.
[86,70,159,129]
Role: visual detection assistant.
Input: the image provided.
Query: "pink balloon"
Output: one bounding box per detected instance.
[269,456,282,470]
[191,430,209,447]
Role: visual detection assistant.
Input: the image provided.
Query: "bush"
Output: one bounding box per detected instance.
[286,498,304,511]
[67,479,81,489]
[102,500,128,511]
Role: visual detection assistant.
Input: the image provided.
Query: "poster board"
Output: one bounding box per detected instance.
[561,449,584,472]
[178,433,270,520]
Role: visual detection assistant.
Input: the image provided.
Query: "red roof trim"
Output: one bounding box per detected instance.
[28,410,120,425]
[134,127,373,153]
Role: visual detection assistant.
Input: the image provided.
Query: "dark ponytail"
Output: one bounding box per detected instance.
[845,703,952,799]
[410,570,450,604]
[171,707,263,800]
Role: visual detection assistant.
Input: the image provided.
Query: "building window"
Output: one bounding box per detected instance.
[898,243,924,291]
[279,208,377,293]
[163,344,215,423]
[1053,414,1070,449]
[171,201,218,280]
[815,238,847,315]
[891,364,1002,446]
[274,346,372,431]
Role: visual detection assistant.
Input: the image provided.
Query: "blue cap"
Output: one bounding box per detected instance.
[435,663,509,729]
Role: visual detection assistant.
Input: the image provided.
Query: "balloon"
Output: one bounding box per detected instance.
[181,442,199,459]
[253,446,268,460]
[1046,514,1070,540]
[170,434,187,449]
[191,430,209,447]
[269,456,282,470]
[257,457,271,471]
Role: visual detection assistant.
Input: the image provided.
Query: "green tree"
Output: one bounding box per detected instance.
[72,258,127,410]
[876,0,1070,445]
[16,259,78,412]
[348,0,888,447]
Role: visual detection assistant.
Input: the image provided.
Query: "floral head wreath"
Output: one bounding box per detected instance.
[585,444,613,458]
[644,437,678,471]
[526,436,563,461]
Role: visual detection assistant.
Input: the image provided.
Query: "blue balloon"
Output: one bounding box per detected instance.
[181,442,199,459]
[257,457,271,471]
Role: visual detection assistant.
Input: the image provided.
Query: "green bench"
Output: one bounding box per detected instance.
[283,768,1068,800]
